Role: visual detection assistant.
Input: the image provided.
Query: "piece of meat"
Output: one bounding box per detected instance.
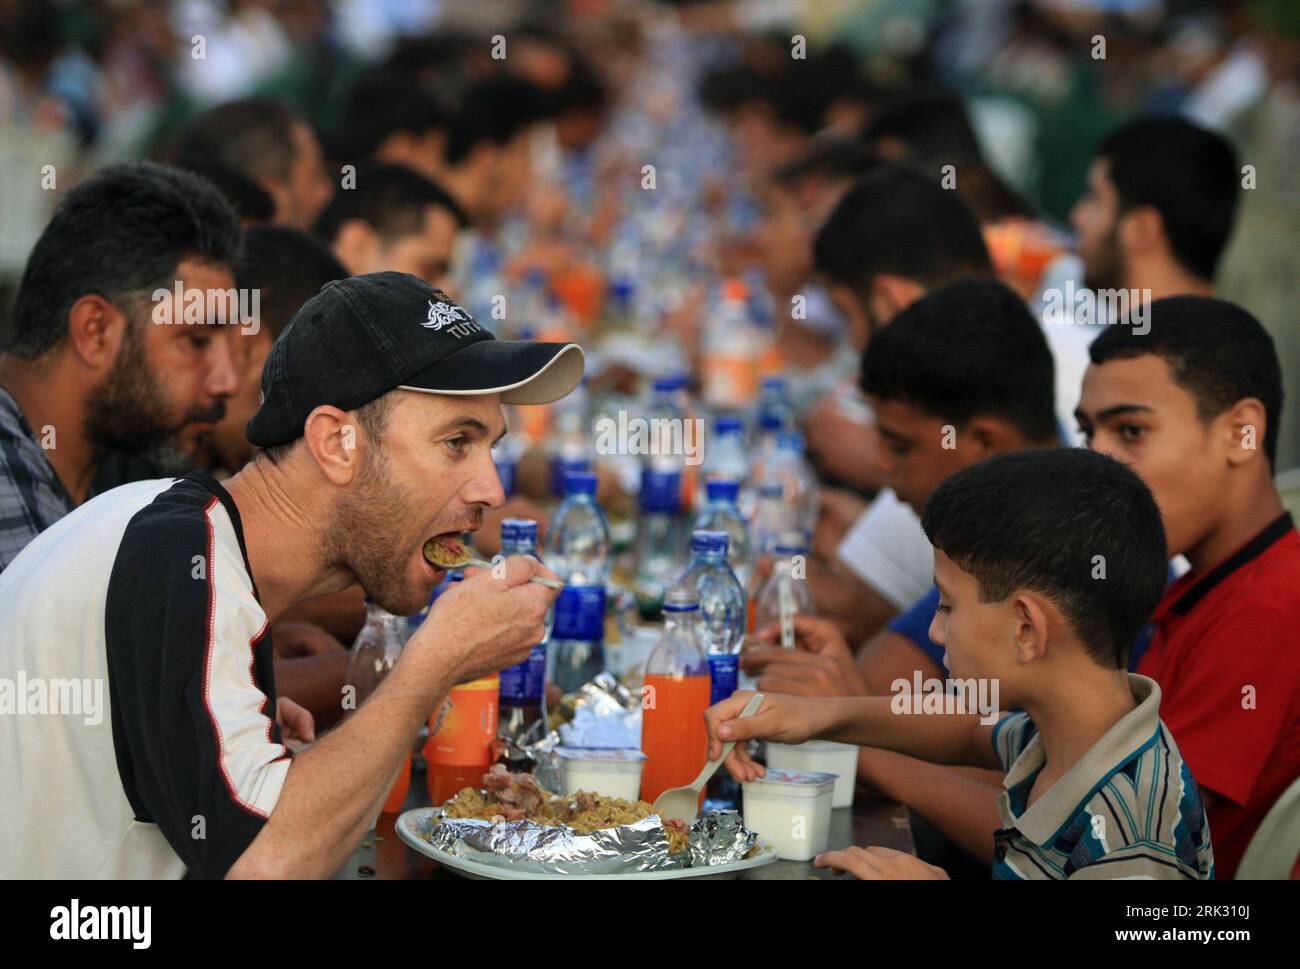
[664,818,689,833]
[574,791,598,813]
[482,764,546,820]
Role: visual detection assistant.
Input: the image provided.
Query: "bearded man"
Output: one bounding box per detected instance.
[0,271,580,878]
[0,162,243,571]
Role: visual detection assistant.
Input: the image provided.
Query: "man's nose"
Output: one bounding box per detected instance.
[465,452,507,510]
[206,335,240,398]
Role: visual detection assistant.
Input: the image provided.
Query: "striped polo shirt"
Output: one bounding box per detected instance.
[990,674,1214,880]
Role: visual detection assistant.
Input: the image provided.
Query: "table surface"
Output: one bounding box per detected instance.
[335,761,915,881]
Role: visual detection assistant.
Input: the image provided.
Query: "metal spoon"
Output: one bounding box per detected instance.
[423,540,565,590]
[651,693,766,825]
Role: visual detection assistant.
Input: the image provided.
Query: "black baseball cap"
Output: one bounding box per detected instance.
[246,271,584,447]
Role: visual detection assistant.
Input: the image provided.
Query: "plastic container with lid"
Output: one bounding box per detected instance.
[555,747,647,802]
[765,741,859,808]
[741,767,837,861]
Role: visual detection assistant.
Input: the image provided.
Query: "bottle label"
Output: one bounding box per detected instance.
[553,585,606,640]
[427,676,499,766]
[641,468,682,512]
[707,654,740,706]
[500,644,546,704]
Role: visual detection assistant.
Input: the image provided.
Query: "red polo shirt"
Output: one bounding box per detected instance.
[1138,512,1300,879]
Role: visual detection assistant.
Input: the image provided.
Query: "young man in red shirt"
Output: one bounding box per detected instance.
[1077,296,1300,878]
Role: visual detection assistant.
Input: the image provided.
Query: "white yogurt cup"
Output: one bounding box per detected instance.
[555,747,647,801]
[766,740,859,808]
[741,767,837,861]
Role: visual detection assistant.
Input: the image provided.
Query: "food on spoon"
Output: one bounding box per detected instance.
[441,764,691,852]
[423,535,471,568]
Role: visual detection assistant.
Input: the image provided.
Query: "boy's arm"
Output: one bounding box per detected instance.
[705,692,1005,778]
[857,748,1004,864]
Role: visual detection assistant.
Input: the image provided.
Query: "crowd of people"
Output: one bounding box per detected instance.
[0,0,1297,881]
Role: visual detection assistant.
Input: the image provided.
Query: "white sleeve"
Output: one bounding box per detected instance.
[834,489,934,611]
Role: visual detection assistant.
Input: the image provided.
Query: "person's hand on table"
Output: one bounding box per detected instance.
[272,619,348,659]
[704,690,829,783]
[276,696,316,745]
[815,845,949,880]
[743,615,867,698]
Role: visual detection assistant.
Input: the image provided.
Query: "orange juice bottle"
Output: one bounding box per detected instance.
[424,674,500,805]
[640,587,712,804]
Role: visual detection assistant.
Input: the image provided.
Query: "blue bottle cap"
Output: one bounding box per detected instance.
[563,470,599,496]
[705,478,740,502]
[691,529,730,555]
[714,414,745,435]
[759,412,785,431]
[501,517,538,543]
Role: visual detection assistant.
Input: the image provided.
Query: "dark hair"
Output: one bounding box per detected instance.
[313,161,468,243]
[179,162,275,223]
[1096,116,1239,281]
[922,448,1169,669]
[1089,296,1283,468]
[773,136,878,186]
[444,75,543,165]
[337,69,451,159]
[7,161,242,358]
[234,227,348,341]
[173,96,304,184]
[860,279,1058,444]
[813,163,992,305]
[864,89,983,161]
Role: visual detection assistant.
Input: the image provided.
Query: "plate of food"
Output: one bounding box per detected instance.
[396,765,777,880]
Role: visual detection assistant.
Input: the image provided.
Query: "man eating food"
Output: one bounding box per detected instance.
[0,272,582,879]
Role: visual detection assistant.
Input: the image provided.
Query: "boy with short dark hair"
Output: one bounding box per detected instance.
[709,448,1215,880]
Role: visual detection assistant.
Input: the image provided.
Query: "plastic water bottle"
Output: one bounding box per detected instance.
[750,481,793,558]
[544,471,610,693]
[346,599,410,814]
[756,376,795,438]
[755,532,816,650]
[547,380,593,498]
[634,460,684,618]
[497,518,549,745]
[690,479,754,589]
[701,278,760,411]
[754,430,820,542]
[640,586,711,803]
[678,530,746,706]
[695,413,749,510]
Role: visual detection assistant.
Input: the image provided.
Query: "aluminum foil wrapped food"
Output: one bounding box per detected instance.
[423,809,758,875]
[510,672,642,791]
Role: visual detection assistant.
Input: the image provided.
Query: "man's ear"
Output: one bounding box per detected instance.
[65,294,129,369]
[259,177,293,226]
[1224,397,1269,468]
[1011,592,1050,665]
[302,405,365,485]
[870,274,926,321]
[963,415,1024,458]
[1118,204,1165,258]
[332,220,379,276]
